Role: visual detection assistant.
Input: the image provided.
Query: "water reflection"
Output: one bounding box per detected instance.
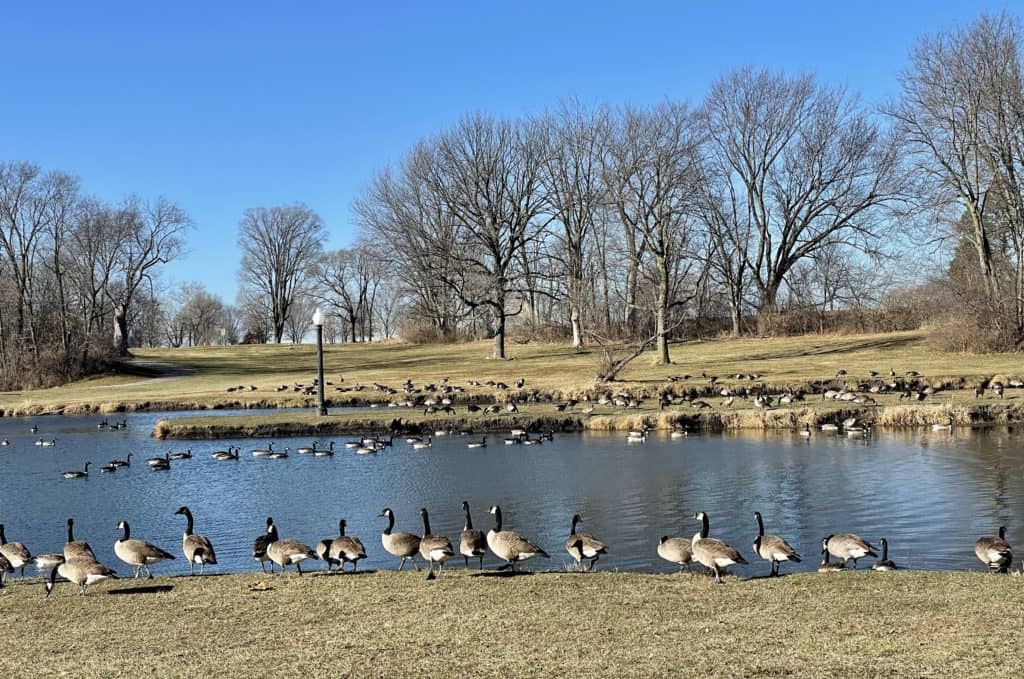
[0,412,1021,576]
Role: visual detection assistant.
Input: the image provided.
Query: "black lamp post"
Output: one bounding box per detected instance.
[312,307,327,416]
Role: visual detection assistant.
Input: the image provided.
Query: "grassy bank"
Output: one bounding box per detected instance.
[153,399,1024,439]
[0,570,1019,677]
[2,331,1023,419]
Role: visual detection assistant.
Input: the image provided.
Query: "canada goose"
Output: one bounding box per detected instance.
[692,512,747,584]
[752,511,800,577]
[251,442,275,456]
[379,508,421,570]
[296,442,317,454]
[324,519,367,572]
[150,455,171,471]
[657,536,693,570]
[565,514,608,571]
[419,508,455,580]
[30,425,38,433]
[459,501,486,569]
[63,518,96,561]
[314,442,336,457]
[412,437,432,450]
[114,520,175,578]
[212,446,240,461]
[174,506,217,575]
[169,448,193,460]
[975,526,1013,573]
[467,438,487,449]
[146,452,171,466]
[63,461,91,479]
[799,424,811,438]
[265,518,318,575]
[0,438,9,446]
[931,416,954,431]
[0,524,32,577]
[33,553,65,572]
[44,556,117,598]
[486,505,549,573]
[823,533,877,569]
[871,538,897,571]
[40,439,56,447]
[817,539,846,573]
[252,517,274,572]
[107,453,132,468]
[670,429,688,439]
[268,447,290,459]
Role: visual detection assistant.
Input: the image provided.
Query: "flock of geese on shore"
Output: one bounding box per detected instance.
[0,500,1015,598]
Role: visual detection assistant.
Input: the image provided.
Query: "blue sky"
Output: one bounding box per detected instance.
[2,1,1018,300]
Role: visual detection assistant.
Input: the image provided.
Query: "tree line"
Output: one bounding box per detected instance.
[4,12,1024,389]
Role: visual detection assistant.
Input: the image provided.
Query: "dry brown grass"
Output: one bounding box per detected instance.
[0,570,1021,677]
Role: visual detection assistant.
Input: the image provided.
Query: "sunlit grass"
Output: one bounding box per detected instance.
[0,570,1018,677]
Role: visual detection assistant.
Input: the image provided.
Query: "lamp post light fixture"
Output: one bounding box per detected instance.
[312,307,327,416]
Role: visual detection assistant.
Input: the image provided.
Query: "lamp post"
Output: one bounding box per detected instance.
[312,307,327,416]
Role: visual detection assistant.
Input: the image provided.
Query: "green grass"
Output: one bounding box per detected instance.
[0,570,1020,677]
[2,331,1022,417]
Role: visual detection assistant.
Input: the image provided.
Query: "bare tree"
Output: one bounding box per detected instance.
[538,101,608,347]
[417,114,551,358]
[604,103,706,364]
[704,68,905,333]
[237,203,324,344]
[106,196,190,355]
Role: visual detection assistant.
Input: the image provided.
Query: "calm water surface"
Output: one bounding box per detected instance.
[1,411,1022,576]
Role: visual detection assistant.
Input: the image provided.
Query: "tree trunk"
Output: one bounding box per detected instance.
[114,304,130,356]
[654,256,671,365]
[729,300,742,337]
[493,309,506,359]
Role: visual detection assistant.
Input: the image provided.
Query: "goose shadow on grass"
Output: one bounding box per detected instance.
[468,570,540,578]
[107,584,174,595]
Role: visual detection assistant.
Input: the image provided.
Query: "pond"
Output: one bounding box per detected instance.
[1,410,1021,577]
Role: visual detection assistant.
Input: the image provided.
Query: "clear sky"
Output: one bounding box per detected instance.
[3,1,1019,301]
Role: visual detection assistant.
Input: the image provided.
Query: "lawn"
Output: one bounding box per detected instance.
[1,331,1021,417]
[0,570,1020,677]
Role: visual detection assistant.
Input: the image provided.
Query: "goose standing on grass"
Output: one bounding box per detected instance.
[752,511,800,577]
[817,539,846,573]
[565,514,608,571]
[0,552,12,587]
[975,526,1013,573]
[326,519,367,572]
[823,533,877,569]
[486,505,549,573]
[114,520,176,579]
[692,512,747,584]
[265,518,318,575]
[63,518,96,561]
[62,461,91,479]
[174,506,217,575]
[871,538,897,571]
[459,501,486,569]
[419,508,455,580]
[0,524,32,577]
[379,508,421,571]
[252,517,274,572]
[657,535,693,570]
[44,556,117,598]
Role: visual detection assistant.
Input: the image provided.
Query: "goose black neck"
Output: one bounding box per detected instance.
[493,507,503,532]
[0,524,6,545]
[183,510,194,536]
[699,513,709,539]
[338,519,346,536]
[570,515,580,535]
[48,564,59,587]
[67,519,75,543]
[120,523,130,541]
[421,511,432,535]
[999,526,1006,540]
[755,513,765,537]
[464,507,473,531]
[881,539,888,560]
[384,512,394,535]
